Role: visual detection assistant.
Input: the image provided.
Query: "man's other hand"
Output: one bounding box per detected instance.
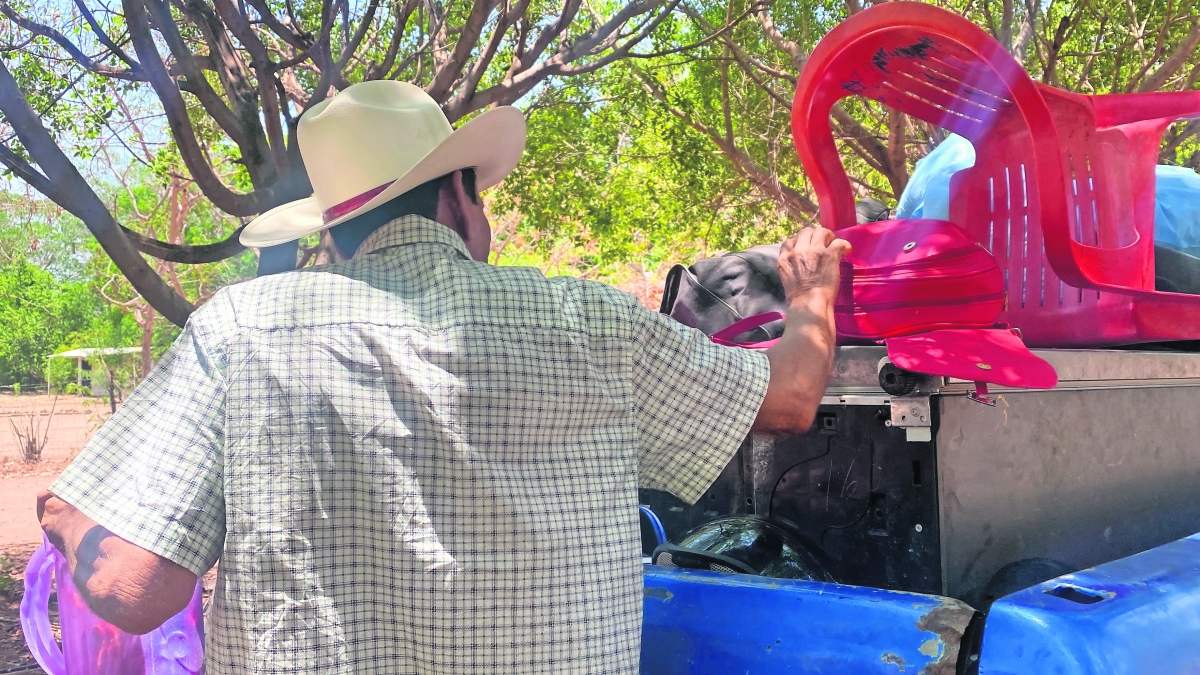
[752,226,851,435]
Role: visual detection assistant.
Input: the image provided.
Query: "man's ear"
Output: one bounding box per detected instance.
[437,170,491,261]
[438,171,467,232]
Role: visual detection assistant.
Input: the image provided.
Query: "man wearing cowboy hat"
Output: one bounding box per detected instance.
[38,81,849,673]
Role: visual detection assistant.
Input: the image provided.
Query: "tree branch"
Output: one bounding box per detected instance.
[366,0,421,78]
[335,0,381,72]
[123,0,276,217]
[71,0,141,69]
[119,225,248,263]
[0,59,195,326]
[148,0,254,151]
[443,0,672,118]
[306,0,348,109]
[886,108,908,195]
[0,144,59,201]
[1138,19,1200,92]
[210,0,289,172]
[518,0,585,74]
[455,0,530,105]
[1011,0,1035,61]
[754,1,804,71]
[246,0,310,50]
[0,2,141,80]
[426,0,502,101]
[555,0,683,74]
[831,105,891,177]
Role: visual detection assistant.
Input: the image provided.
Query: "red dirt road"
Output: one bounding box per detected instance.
[0,475,50,550]
[0,394,104,671]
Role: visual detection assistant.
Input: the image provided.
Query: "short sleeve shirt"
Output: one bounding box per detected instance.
[51,215,770,674]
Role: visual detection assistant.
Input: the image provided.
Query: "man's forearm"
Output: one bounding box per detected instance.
[753,289,838,434]
[39,492,198,634]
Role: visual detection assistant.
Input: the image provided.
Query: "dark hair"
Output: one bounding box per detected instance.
[329,168,478,256]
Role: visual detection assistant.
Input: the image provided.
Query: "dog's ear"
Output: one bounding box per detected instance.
[659,265,686,315]
[856,197,890,223]
[735,246,785,301]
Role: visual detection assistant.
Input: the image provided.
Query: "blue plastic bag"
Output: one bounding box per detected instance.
[896,135,1200,251]
[895,134,975,221]
[1153,165,1200,251]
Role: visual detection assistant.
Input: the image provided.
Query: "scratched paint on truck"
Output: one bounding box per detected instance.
[641,567,976,674]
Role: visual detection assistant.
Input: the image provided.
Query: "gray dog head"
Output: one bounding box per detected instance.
[662,244,786,340]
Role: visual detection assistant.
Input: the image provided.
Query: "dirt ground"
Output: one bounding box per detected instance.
[0,394,110,671]
[0,544,46,673]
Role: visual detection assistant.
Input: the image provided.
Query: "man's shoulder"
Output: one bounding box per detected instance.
[545,274,643,309]
[200,262,384,328]
[442,260,642,310]
[195,259,651,334]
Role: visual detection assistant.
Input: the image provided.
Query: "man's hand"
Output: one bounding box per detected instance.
[38,490,88,569]
[752,226,852,435]
[38,490,198,635]
[777,224,853,301]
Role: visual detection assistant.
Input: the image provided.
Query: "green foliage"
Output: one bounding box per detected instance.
[496,64,794,279]
[497,0,1200,281]
[0,553,22,601]
[0,260,102,386]
[3,28,118,163]
[45,355,77,394]
[0,194,92,281]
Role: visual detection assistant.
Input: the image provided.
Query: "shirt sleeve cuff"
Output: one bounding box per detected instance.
[49,474,216,577]
[655,348,771,505]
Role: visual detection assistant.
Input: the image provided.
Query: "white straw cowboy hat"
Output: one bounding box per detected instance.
[240,81,527,247]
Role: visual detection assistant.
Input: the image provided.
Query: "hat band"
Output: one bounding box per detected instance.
[322,180,397,224]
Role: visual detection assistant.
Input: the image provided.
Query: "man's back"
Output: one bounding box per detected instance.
[52,217,770,673]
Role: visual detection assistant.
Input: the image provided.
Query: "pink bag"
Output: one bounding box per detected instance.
[887,328,1058,403]
[835,219,1005,340]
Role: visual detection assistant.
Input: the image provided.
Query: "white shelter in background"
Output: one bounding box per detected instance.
[47,347,141,392]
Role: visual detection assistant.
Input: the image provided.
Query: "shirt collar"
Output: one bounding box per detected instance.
[354,215,473,261]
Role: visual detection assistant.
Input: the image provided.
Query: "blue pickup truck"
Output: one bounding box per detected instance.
[638,347,1200,673]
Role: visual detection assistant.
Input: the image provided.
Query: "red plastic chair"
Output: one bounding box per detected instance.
[792,2,1200,347]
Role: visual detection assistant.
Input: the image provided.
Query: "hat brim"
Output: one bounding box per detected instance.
[240,105,526,248]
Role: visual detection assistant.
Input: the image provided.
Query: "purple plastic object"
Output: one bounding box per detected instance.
[20,534,205,674]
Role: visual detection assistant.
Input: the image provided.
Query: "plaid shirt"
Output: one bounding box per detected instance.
[52,215,770,674]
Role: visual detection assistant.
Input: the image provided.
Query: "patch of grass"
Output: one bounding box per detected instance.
[0,555,22,601]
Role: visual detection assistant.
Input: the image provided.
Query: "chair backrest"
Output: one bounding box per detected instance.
[1036,86,1200,294]
[791,3,1070,241]
[791,3,1158,301]
[792,2,1200,336]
